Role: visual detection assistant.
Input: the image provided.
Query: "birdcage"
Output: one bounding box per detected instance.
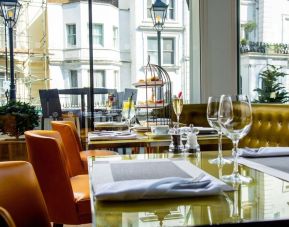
[133,58,172,128]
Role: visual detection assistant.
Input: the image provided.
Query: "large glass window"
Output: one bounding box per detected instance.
[66,24,76,47]
[239,0,289,102]
[147,37,175,65]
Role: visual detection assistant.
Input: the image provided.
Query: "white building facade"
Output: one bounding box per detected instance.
[47,0,190,105]
[240,0,289,99]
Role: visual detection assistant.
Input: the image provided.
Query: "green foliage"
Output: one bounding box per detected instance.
[0,101,39,138]
[253,65,289,103]
[244,21,257,33]
[240,38,247,46]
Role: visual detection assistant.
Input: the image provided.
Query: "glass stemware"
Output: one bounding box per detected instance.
[218,94,252,184]
[172,96,183,128]
[207,96,231,165]
[122,100,136,127]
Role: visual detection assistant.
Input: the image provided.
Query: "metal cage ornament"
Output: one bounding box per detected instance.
[141,56,172,127]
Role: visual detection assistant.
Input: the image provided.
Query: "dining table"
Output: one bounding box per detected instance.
[88,149,289,226]
[87,132,232,153]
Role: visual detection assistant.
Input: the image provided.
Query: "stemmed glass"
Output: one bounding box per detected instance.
[207,96,231,165]
[122,100,136,127]
[172,96,183,128]
[218,94,252,184]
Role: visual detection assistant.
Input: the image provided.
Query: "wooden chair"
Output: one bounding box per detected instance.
[51,120,117,173]
[24,130,91,226]
[0,161,51,227]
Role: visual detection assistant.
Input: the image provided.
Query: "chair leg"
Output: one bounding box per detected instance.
[53,223,63,227]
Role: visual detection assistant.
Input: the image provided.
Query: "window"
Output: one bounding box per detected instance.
[163,38,174,64]
[147,37,175,65]
[113,26,118,48]
[66,24,76,47]
[147,37,158,64]
[91,24,103,46]
[147,0,152,18]
[167,0,175,20]
[93,70,105,104]
[69,70,78,106]
[239,0,289,101]
[93,70,105,88]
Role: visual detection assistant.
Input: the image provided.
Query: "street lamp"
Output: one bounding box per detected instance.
[150,0,168,66]
[0,0,21,101]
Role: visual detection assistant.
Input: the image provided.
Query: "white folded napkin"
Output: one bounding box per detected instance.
[239,147,289,158]
[94,122,126,127]
[93,175,223,201]
[88,131,137,141]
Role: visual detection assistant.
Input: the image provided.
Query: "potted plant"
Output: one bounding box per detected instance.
[0,101,39,139]
[253,65,289,103]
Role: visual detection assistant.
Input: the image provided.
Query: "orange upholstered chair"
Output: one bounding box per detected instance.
[24,130,91,226]
[0,207,16,227]
[51,121,117,173]
[0,161,50,227]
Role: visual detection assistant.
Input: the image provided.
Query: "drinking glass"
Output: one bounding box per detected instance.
[122,100,136,127]
[218,94,252,184]
[172,97,183,128]
[207,96,231,165]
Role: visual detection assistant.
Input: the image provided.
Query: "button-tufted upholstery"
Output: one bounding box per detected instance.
[178,103,289,148]
[239,104,289,148]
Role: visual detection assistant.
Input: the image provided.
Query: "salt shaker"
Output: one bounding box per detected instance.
[185,130,200,153]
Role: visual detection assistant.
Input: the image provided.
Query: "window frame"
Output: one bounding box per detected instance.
[66,24,77,48]
[91,23,104,47]
[113,26,119,49]
[146,36,176,66]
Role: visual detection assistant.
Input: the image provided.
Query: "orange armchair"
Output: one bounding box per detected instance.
[51,120,117,174]
[0,161,50,227]
[24,130,91,226]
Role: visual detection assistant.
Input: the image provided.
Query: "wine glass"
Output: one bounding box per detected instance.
[218,94,252,184]
[207,96,231,165]
[172,96,183,128]
[122,100,136,127]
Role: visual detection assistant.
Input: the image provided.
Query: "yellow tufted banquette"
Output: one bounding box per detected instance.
[177,103,289,148]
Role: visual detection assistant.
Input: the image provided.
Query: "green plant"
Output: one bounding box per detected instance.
[0,101,39,138]
[243,21,257,40]
[253,65,289,103]
[240,38,247,46]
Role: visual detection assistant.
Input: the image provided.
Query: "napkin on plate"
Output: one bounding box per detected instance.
[93,175,223,201]
[88,131,137,141]
[239,147,289,158]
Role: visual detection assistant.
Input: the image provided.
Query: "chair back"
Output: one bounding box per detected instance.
[39,89,63,119]
[51,121,85,175]
[0,161,50,227]
[24,130,80,224]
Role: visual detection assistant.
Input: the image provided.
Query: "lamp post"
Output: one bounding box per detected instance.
[150,0,168,67]
[0,0,21,101]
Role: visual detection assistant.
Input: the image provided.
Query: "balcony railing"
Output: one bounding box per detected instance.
[240,41,289,55]
[95,0,118,7]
